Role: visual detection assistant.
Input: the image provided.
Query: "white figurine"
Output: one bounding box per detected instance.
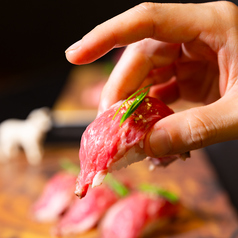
[0,107,52,165]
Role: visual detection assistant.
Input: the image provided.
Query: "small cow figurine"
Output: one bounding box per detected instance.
[0,107,52,165]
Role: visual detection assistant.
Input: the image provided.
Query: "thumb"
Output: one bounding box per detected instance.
[144,96,238,157]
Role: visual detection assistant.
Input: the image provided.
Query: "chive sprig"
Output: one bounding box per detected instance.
[113,84,152,126]
[139,184,179,204]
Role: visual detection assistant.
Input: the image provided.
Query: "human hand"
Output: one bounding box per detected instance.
[65,1,238,158]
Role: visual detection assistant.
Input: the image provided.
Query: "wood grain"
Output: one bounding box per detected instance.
[0,144,237,238]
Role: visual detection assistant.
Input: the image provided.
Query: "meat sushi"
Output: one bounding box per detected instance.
[53,174,129,236]
[32,171,76,222]
[100,185,180,238]
[53,185,118,236]
[76,88,189,198]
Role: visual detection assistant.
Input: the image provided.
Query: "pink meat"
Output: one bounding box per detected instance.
[76,96,188,198]
[32,172,76,222]
[53,185,118,236]
[100,192,179,238]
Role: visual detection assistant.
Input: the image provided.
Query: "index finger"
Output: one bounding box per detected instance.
[65,2,218,65]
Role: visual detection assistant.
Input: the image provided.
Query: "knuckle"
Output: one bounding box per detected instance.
[219,1,238,11]
[132,2,161,38]
[213,1,238,24]
[185,108,218,149]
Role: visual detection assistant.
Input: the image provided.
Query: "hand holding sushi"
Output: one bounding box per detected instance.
[75,93,189,198]
[66,1,238,157]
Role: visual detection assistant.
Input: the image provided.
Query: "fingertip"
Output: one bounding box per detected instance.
[65,40,82,53]
[65,50,76,64]
[98,97,112,115]
[144,130,154,157]
[144,127,172,158]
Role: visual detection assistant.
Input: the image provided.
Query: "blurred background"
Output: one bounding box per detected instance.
[0,0,227,123]
[1,0,238,232]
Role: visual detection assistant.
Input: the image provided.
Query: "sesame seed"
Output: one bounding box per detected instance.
[125,102,129,109]
[128,100,133,105]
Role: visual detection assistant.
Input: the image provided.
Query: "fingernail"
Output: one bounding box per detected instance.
[65,40,82,53]
[149,128,171,157]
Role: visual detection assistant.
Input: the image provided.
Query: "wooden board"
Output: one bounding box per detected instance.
[0,144,238,238]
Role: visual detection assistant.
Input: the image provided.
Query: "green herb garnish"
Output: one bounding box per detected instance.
[104,174,129,197]
[59,158,80,175]
[139,184,179,204]
[113,84,152,126]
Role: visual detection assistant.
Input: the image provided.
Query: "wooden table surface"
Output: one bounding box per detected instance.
[0,143,238,238]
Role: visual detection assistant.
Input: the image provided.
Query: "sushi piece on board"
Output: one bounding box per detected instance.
[53,185,118,236]
[32,172,76,222]
[100,186,180,238]
[53,174,129,236]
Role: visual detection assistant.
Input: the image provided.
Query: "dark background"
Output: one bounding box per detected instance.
[0,0,222,121]
[1,0,238,212]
